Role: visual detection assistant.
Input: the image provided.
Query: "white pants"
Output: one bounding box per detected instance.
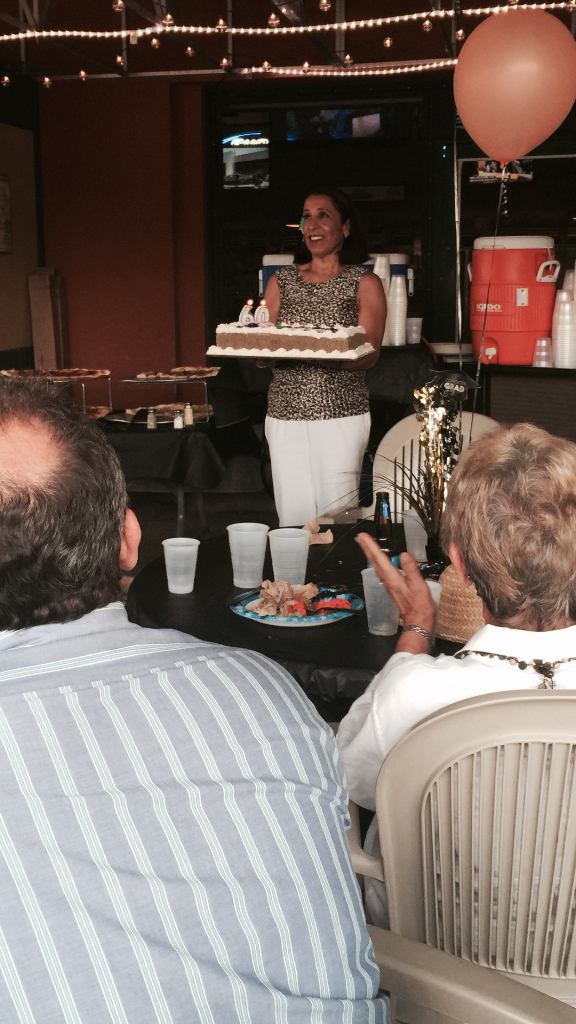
[265,413,371,527]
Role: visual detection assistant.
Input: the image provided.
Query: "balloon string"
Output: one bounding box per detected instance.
[469,164,508,439]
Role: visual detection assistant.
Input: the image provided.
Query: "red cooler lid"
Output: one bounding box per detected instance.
[474,235,554,250]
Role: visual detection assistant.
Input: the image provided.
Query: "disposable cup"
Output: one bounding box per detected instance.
[361,567,399,636]
[162,537,200,594]
[406,317,423,344]
[227,522,269,588]
[268,528,311,585]
[403,509,427,562]
[426,579,443,644]
[532,337,553,368]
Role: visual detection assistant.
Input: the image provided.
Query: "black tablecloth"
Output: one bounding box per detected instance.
[103,429,226,490]
[126,524,459,720]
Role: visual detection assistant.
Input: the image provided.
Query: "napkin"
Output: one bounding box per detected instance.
[303,519,334,545]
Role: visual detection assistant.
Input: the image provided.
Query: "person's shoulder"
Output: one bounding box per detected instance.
[276,264,299,281]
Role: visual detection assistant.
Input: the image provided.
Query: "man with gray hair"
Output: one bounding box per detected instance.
[0,380,385,1024]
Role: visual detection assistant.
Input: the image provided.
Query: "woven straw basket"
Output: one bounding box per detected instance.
[436,563,485,644]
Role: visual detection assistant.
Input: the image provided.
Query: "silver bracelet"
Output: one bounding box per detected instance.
[402,624,433,645]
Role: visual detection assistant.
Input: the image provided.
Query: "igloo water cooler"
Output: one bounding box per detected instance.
[469,236,560,365]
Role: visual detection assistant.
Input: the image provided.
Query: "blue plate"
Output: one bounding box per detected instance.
[230,588,364,627]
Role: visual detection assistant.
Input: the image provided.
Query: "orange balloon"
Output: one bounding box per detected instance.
[454,10,576,165]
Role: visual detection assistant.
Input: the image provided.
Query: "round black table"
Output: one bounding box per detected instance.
[126,524,459,721]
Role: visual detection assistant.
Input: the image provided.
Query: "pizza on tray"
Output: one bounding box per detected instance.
[135,367,219,380]
[0,368,110,380]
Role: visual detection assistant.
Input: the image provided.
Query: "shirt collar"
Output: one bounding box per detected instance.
[462,623,576,660]
[0,603,128,653]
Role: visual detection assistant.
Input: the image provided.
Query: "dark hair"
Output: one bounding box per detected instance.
[0,379,128,629]
[293,187,368,265]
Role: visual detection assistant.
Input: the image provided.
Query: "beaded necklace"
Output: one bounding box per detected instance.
[453,650,576,689]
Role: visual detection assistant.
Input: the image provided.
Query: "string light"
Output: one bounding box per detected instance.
[302,60,310,72]
[383,36,393,47]
[112,0,124,11]
[1,75,9,86]
[261,59,272,70]
[162,13,174,26]
[43,75,51,87]
[151,36,160,48]
[423,18,433,30]
[456,26,466,37]
[1,5,573,48]
[268,11,280,27]
[252,57,457,76]
[185,45,195,56]
[344,52,353,64]
[79,68,87,79]
[220,55,230,68]
[319,0,331,10]
[116,54,124,65]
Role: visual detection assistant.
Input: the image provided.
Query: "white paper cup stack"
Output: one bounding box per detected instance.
[553,292,576,368]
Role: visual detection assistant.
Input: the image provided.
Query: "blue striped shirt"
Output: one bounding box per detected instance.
[0,604,386,1023]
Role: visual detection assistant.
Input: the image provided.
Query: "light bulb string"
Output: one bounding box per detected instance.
[0,4,573,44]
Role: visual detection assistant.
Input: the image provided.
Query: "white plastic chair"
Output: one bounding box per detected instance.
[345,411,497,524]
[370,926,576,1023]
[348,690,576,1005]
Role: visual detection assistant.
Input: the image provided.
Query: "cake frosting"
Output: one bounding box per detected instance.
[211,321,367,357]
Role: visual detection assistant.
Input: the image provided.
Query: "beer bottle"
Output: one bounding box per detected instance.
[374,491,400,565]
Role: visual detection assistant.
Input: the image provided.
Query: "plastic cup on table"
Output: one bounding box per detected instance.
[268,528,311,586]
[403,509,428,562]
[162,537,200,594]
[227,522,269,588]
[406,317,423,345]
[426,579,443,644]
[361,567,399,636]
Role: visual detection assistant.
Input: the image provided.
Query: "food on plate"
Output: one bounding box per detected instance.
[85,405,112,419]
[246,580,352,619]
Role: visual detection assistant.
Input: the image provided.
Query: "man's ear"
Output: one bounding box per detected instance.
[449,541,474,588]
[119,509,141,571]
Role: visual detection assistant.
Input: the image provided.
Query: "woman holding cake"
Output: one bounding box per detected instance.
[263,188,386,527]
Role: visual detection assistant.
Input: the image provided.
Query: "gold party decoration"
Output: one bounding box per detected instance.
[185,45,195,56]
[220,55,230,68]
[151,36,160,48]
[216,18,226,31]
[79,69,87,79]
[383,36,393,47]
[268,11,281,27]
[43,75,52,87]
[456,27,465,39]
[344,52,353,64]
[302,60,310,73]
[115,54,124,65]
[1,75,9,86]
[319,0,331,10]
[261,59,272,70]
[162,13,174,26]
[423,18,433,30]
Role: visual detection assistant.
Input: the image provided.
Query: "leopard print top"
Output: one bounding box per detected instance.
[266,264,370,421]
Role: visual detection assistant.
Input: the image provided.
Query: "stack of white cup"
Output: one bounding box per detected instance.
[553,289,576,368]
[386,273,408,347]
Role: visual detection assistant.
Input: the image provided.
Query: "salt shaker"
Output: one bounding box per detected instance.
[173,409,184,430]
[146,407,157,430]
[184,402,194,426]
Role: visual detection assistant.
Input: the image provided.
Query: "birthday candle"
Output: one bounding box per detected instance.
[254,299,270,324]
[239,298,254,325]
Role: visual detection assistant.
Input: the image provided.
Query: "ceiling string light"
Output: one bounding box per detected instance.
[1,75,9,85]
[151,36,160,48]
[43,75,51,86]
[185,45,195,56]
[162,13,174,26]
[3,6,574,45]
[112,0,124,11]
[79,68,87,79]
[344,52,353,64]
[250,57,458,76]
[268,11,281,27]
[383,36,393,47]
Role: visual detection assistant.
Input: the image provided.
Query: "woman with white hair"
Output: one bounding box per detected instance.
[338,422,576,813]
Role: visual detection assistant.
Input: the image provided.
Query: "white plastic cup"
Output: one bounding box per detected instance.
[268,528,311,585]
[406,317,423,345]
[403,509,428,562]
[361,567,399,636]
[532,337,553,368]
[426,579,443,644]
[227,522,269,588]
[162,537,200,594]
